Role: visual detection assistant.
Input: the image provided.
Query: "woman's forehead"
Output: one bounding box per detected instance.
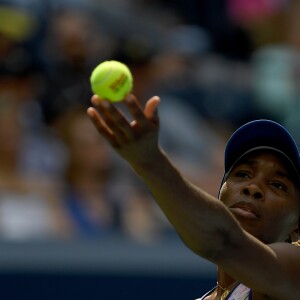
[238,151,287,167]
[234,150,300,186]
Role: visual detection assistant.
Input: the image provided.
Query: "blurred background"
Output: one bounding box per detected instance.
[0,0,300,299]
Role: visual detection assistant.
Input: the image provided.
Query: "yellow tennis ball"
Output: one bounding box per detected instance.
[90,60,133,102]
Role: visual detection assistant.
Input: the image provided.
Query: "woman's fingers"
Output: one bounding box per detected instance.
[88,94,160,147]
[124,95,160,132]
[144,96,160,121]
[88,96,134,146]
[86,106,120,147]
[94,99,135,144]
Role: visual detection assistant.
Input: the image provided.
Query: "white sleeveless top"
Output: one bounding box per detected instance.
[196,283,251,300]
[196,241,300,300]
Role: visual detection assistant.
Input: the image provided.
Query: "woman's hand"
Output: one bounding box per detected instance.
[87,94,161,167]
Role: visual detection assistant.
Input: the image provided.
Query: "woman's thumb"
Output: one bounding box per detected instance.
[145,96,160,121]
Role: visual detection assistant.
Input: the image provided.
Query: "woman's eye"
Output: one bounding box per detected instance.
[271,181,287,191]
[235,170,251,178]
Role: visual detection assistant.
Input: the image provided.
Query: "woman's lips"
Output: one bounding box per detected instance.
[230,202,260,219]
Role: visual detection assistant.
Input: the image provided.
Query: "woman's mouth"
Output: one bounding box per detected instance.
[230,202,260,219]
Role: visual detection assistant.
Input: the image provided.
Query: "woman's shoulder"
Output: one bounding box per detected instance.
[195,286,216,300]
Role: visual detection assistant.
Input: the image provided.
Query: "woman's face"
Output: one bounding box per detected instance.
[219,150,300,243]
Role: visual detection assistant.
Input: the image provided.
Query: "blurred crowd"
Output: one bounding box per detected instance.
[0,0,300,243]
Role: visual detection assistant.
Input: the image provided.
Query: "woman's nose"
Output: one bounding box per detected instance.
[242,184,263,200]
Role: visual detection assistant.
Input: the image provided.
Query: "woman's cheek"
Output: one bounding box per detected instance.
[219,182,229,201]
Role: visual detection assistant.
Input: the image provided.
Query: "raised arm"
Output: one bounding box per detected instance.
[87,94,300,300]
[87,94,240,255]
